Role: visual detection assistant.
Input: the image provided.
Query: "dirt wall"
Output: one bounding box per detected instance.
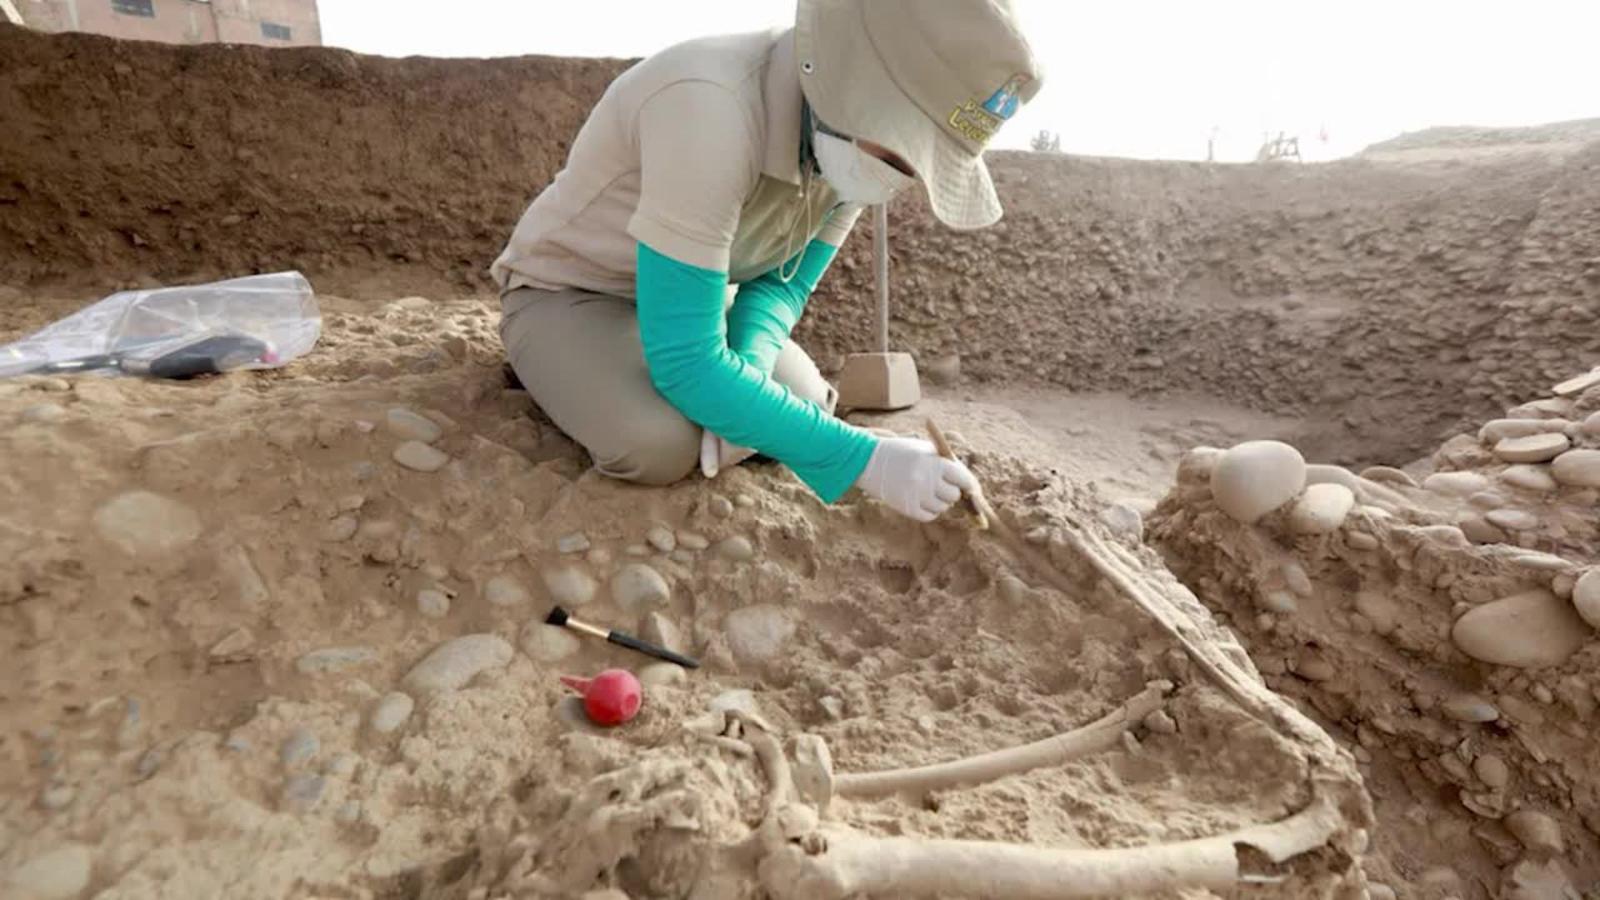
[3,23,1598,465]
[0,23,627,294]
[811,148,1600,467]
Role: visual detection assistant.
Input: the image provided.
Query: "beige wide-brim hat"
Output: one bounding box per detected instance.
[796,0,1042,229]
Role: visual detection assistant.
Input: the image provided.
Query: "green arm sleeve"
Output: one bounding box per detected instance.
[635,241,877,501]
[725,238,839,373]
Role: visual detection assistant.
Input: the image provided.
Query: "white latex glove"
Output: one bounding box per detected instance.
[700,430,758,479]
[854,437,979,523]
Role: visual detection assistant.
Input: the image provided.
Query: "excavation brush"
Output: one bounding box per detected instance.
[545,605,700,669]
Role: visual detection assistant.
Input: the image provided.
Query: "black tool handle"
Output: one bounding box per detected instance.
[146,335,271,379]
[607,630,700,669]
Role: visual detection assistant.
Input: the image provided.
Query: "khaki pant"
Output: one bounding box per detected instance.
[500,287,838,485]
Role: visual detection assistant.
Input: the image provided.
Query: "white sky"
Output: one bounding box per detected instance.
[321,0,1600,162]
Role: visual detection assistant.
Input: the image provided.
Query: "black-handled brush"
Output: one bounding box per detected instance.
[545,606,700,669]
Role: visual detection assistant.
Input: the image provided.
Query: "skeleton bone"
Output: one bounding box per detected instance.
[951,469,1343,755]
[926,415,1276,729]
[689,730,756,757]
[734,696,1345,900]
[963,484,1279,726]
[833,681,1170,800]
[789,733,834,808]
[441,669,1357,899]
[519,756,714,894]
[430,469,1370,898]
[757,792,1344,900]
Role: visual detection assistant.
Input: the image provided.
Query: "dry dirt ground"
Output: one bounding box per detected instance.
[2,21,1600,900]
[0,288,1372,900]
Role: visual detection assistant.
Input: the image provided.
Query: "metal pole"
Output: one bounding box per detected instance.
[874,203,889,354]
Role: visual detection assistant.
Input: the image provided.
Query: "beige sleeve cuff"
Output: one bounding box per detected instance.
[628,213,732,273]
[816,202,864,248]
[625,80,760,274]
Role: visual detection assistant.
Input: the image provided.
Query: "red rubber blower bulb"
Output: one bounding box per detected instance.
[559,669,643,726]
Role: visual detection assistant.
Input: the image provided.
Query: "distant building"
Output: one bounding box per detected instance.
[12,0,321,47]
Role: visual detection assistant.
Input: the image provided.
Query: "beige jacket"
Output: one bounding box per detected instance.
[491,29,861,298]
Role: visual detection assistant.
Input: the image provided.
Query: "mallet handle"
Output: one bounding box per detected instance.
[874,203,890,354]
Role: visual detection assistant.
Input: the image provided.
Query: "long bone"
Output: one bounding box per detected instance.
[832,681,1170,801]
[758,794,1344,900]
[926,418,1338,747]
[742,705,1345,900]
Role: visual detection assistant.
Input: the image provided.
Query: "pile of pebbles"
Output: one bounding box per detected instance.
[1148,361,1600,896]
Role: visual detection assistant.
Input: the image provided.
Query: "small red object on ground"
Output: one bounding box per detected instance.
[559,669,643,726]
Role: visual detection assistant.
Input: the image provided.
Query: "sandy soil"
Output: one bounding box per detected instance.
[4,19,1600,900]
[881,387,1298,512]
[1,291,1368,899]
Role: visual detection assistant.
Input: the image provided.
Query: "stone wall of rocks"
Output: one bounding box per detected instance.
[1468,141,1600,425]
[1147,359,1600,897]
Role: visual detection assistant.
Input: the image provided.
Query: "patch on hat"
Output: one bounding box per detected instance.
[981,73,1030,120]
[948,73,1030,145]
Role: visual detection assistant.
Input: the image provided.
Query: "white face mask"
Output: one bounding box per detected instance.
[812,129,916,205]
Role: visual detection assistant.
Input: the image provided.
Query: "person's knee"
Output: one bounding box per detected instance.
[592,414,701,486]
[772,342,838,413]
[799,378,839,414]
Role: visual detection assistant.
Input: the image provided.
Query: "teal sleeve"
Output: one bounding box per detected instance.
[726,238,839,373]
[635,242,877,502]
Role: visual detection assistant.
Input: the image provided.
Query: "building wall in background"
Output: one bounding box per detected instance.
[17,0,321,47]
[212,0,320,47]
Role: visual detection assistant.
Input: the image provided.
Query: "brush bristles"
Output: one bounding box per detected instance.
[544,605,570,626]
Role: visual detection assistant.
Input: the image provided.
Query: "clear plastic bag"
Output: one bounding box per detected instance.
[0,271,322,379]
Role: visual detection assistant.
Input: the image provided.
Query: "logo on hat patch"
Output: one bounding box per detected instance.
[981,73,1029,120]
[948,73,1029,145]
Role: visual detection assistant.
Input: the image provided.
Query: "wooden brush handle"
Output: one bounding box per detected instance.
[924,419,989,529]
[925,419,959,460]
